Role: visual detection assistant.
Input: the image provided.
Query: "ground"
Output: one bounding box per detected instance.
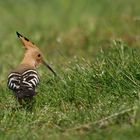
[0,0,140,140]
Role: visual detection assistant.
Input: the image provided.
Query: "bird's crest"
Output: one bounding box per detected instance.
[16,31,56,76]
[16,31,38,50]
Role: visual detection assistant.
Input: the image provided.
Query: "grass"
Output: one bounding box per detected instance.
[1,0,140,139]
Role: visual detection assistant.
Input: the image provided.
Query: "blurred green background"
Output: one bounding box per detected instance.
[1,0,140,140]
[0,0,140,80]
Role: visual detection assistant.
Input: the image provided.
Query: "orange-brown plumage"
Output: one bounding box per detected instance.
[7,32,56,105]
[16,32,56,75]
[17,32,43,68]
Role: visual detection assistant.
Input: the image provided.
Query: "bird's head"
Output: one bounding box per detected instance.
[16,32,56,76]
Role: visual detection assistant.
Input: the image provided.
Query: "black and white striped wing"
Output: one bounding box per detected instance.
[22,70,39,89]
[7,73,21,90]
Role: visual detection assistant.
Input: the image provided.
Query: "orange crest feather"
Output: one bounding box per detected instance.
[16,32,38,49]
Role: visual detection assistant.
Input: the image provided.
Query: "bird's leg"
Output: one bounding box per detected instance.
[18,98,23,105]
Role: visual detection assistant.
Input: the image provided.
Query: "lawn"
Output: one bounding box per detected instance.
[0,0,140,140]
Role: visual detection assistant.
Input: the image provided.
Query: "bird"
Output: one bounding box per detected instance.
[7,32,56,105]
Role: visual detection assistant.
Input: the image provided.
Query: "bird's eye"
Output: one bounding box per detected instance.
[37,54,41,57]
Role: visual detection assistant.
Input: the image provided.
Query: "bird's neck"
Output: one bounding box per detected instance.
[20,55,36,69]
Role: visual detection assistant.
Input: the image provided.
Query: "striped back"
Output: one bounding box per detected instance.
[8,69,39,92]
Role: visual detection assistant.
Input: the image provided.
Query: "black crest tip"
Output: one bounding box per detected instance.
[16,31,23,38]
[24,37,29,41]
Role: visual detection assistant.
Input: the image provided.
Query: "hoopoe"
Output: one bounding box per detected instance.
[7,32,56,105]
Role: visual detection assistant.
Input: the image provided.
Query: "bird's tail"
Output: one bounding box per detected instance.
[16,88,36,99]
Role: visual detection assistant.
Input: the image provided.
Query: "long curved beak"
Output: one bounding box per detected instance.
[42,60,57,76]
